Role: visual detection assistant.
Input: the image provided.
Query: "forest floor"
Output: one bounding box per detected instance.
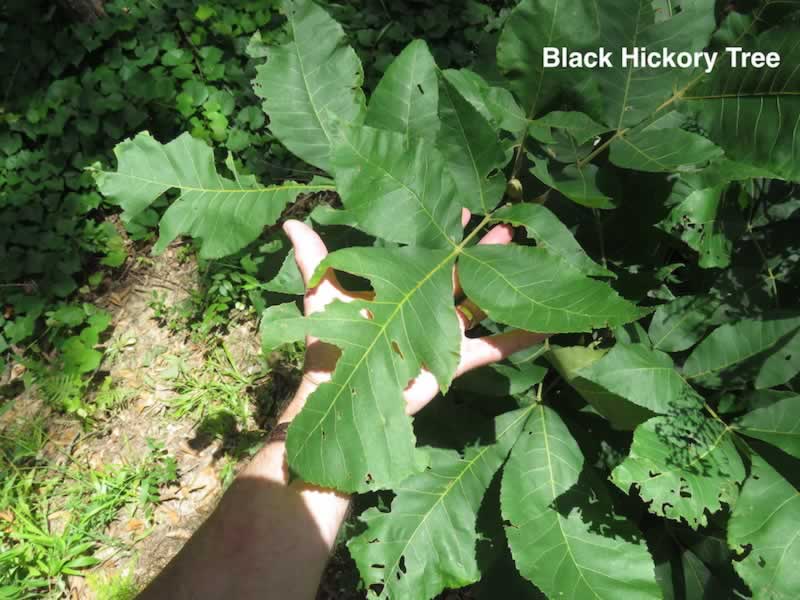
[0,237,473,599]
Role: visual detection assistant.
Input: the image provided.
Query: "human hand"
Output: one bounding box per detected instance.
[281,209,548,417]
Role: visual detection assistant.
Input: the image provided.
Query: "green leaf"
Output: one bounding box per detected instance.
[611,413,745,528]
[492,204,612,277]
[259,301,304,354]
[365,39,439,140]
[252,0,366,171]
[755,328,800,390]
[348,406,533,600]
[728,454,800,599]
[502,404,660,599]
[497,0,600,120]
[530,157,617,209]
[589,0,716,129]
[437,76,507,214]
[579,343,703,414]
[528,111,609,146]
[287,246,461,492]
[95,132,334,259]
[547,345,653,430]
[610,129,722,173]
[684,316,800,389]
[687,24,800,181]
[442,68,527,135]
[330,123,462,248]
[459,245,645,334]
[734,396,800,459]
[648,295,717,353]
[658,185,745,269]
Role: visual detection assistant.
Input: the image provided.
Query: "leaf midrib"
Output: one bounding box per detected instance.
[104,171,334,195]
[540,405,603,600]
[290,217,491,466]
[440,79,489,213]
[288,8,332,147]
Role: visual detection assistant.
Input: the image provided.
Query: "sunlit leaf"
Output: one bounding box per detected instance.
[95,132,333,258]
[348,406,533,600]
[253,0,366,171]
[502,404,661,599]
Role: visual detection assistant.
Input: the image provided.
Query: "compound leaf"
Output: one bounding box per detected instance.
[348,406,533,600]
[286,246,461,492]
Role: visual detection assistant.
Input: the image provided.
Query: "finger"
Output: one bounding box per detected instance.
[283,220,329,285]
[403,329,550,415]
[402,369,440,416]
[453,222,515,298]
[457,330,549,377]
[478,223,514,246]
[461,208,472,228]
[283,220,351,316]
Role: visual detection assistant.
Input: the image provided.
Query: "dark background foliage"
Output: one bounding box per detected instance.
[0,0,513,380]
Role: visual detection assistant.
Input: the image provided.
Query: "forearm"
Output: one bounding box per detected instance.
[138,379,351,600]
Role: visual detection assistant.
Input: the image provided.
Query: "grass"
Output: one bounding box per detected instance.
[164,344,259,423]
[0,422,178,598]
[86,565,139,600]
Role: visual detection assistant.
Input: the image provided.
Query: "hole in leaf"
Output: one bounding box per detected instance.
[365,472,374,485]
[758,556,766,568]
[371,563,385,569]
[417,84,424,95]
[369,584,384,595]
[398,555,407,578]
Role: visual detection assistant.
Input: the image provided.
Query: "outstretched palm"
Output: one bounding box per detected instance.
[283,209,548,416]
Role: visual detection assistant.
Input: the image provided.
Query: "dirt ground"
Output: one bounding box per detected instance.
[1,242,301,598]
